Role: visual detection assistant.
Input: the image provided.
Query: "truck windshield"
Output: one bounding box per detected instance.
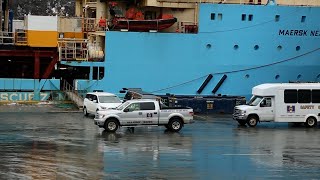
[248,96,263,106]
[116,102,130,110]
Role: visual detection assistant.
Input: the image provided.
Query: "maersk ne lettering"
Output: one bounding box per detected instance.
[279,30,308,36]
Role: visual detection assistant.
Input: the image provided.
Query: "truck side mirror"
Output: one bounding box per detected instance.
[93,100,97,103]
[124,108,129,112]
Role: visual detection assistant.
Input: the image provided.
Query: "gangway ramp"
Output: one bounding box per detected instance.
[63,80,84,109]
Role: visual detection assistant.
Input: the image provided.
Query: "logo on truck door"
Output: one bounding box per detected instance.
[287,105,295,113]
[147,113,153,118]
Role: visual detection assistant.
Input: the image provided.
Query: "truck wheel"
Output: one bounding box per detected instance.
[237,120,247,126]
[305,117,317,128]
[83,107,88,116]
[104,119,119,132]
[168,118,183,132]
[247,116,258,127]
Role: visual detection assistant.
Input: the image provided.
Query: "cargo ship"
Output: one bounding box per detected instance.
[0,0,319,102]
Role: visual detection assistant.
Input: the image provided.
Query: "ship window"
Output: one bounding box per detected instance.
[301,16,306,23]
[242,14,246,21]
[254,45,259,50]
[248,14,253,21]
[234,45,239,50]
[312,90,320,103]
[298,90,311,103]
[284,89,297,103]
[277,45,282,50]
[218,13,223,20]
[275,75,280,79]
[297,74,302,79]
[211,13,215,20]
[245,74,250,78]
[296,46,301,51]
[275,15,280,22]
[206,44,212,49]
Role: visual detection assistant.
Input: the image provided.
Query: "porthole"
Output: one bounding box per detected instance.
[211,13,215,20]
[296,46,301,51]
[254,45,259,50]
[248,14,253,21]
[277,45,282,50]
[242,14,246,21]
[234,45,239,50]
[275,15,280,22]
[317,74,320,79]
[297,74,302,79]
[206,44,212,49]
[275,75,280,79]
[245,74,250,78]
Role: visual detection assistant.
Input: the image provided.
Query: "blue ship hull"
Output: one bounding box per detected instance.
[5,3,316,101]
[77,3,319,99]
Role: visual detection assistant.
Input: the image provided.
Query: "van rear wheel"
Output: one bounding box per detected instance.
[247,116,258,127]
[305,117,317,128]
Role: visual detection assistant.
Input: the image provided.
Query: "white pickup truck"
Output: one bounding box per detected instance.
[94,99,194,132]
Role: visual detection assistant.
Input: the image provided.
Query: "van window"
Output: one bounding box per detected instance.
[312,90,320,103]
[92,95,97,101]
[248,96,263,106]
[260,98,272,107]
[284,90,297,103]
[140,102,155,110]
[86,94,92,100]
[298,90,311,103]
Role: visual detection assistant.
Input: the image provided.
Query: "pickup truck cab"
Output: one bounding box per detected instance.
[94,99,194,132]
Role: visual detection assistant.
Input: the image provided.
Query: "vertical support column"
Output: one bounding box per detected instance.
[0,0,3,31]
[34,51,40,79]
[97,66,100,81]
[89,63,93,81]
[4,0,9,32]
[75,0,82,17]
[33,51,40,101]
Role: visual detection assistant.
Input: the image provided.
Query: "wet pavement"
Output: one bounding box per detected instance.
[1,106,320,179]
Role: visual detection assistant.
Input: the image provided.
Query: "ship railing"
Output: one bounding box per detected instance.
[82,18,97,32]
[178,21,198,34]
[62,80,84,108]
[0,31,14,45]
[58,38,89,61]
[156,0,263,4]
[15,29,28,46]
[58,38,104,62]
[86,0,98,4]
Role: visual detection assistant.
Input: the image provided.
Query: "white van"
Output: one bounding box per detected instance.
[83,92,122,116]
[233,83,320,127]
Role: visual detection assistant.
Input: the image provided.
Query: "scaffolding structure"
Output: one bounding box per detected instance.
[58,38,89,61]
[0,31,14,45]
[82,18,97,32]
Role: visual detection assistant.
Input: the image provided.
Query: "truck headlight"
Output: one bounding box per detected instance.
[240,110,246,115]
[97,114,105,119]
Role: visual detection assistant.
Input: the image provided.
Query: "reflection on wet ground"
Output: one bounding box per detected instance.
[1,106,320,179]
